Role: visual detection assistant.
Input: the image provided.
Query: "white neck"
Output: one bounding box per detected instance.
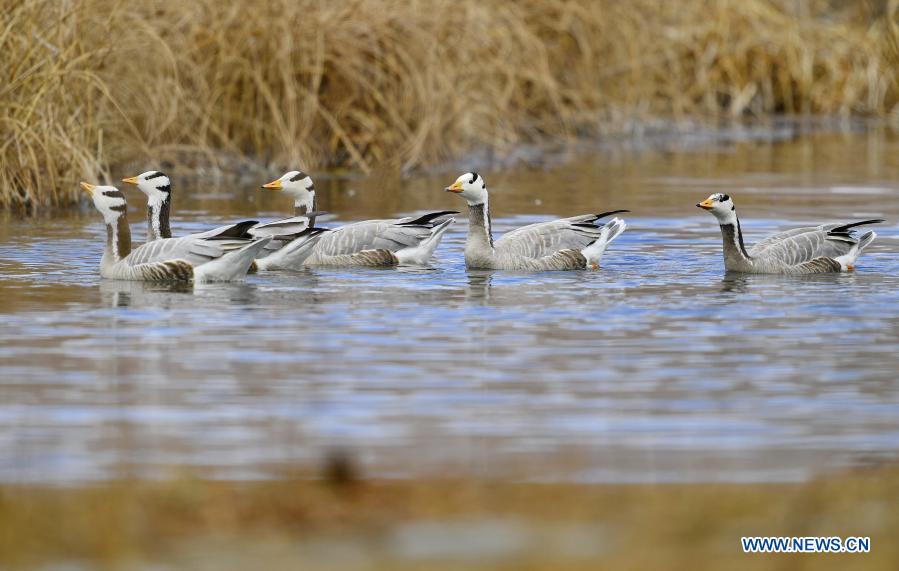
[714,209,738,226]
[293,191,315,216]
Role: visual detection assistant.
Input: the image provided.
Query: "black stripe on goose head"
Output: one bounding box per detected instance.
[146,171,167,181]
[102,190,125,199]
[289,171,308,182]
[155,184,171,194]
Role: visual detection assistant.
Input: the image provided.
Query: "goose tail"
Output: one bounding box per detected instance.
[857,230,877,253]
[194,237,272,282]
[254,228,328,271]
[581,217,627,269]
[396,217,455,265]
[834,230,877,271]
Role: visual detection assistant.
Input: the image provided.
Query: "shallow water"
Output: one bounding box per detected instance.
[2,131,899,483]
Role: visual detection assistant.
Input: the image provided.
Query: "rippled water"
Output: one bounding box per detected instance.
[2,132,899,483]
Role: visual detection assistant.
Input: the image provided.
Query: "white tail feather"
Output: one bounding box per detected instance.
[254,232,326,271]
[834,231,876,271]
[194,237,272,282]
[581,218,627,268]
[857,230,877,253]
[396,217,455,265]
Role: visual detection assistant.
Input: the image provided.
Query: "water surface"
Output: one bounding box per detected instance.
[2,131,899,483]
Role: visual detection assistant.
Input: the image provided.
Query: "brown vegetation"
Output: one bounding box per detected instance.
[3,0,899,210]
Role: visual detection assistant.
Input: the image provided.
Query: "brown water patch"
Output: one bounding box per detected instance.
[0,462,896,570]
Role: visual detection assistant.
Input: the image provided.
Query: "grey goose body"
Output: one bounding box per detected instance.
[260,170,456,268]
[122,170,326,271]
[80,182,270,282]
[445,172,628,271]
[697,193,883,274]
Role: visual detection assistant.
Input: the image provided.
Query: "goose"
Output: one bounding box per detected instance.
[696,192,883,274]
[260,170,457,267]
[444,172,628,270]
[122,170,326,271]
[80,182,271,282]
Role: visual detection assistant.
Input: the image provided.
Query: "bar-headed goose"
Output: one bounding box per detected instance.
[260,170,457,267]
[81,182,270,282]
[122,170,326,271]
[444,172,628,270]
[697,192,883,274]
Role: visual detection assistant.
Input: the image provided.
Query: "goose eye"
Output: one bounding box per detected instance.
[720,194,730,202]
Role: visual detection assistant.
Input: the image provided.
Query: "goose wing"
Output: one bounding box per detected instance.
[496,211,627,258]
[315,220,434,255]
[124,235,249,267]
[265,227,330,251]
[247,214,329,238]
[394,210,458,226]
[191,220,258,240]
[748,220,883,265]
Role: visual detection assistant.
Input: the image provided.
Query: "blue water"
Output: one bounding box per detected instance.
[2,138,899,483]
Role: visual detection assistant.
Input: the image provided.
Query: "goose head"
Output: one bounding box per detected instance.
[122,171,171,206]
[697,193,737,224]
[262,170,315,213]
[445,172,487,205]
[81,182,127,224]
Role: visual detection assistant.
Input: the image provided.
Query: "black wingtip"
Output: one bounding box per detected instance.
[399,210,460,226]
[206,220,259,239]
[299,226,330,236]
[831,219,886,234]
[275,226,331,241]
[594,209,629,220]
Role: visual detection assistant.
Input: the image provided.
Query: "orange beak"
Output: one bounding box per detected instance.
[445,181,463,193]
[121,176,139,185]
[80,182,96,194]
[696,199,714,210]
[262,179,282,190]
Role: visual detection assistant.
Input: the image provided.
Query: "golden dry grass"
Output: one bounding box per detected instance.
[3,0,899,210]
[1,463,897,570]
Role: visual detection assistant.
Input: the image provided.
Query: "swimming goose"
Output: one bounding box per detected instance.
[697,193,883,274]
[122,170,326,271]
[80,182,271,282]
[444,172,628,270]
[260,170,457,267]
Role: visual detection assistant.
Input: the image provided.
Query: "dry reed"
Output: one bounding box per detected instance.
[3,0,899,210]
